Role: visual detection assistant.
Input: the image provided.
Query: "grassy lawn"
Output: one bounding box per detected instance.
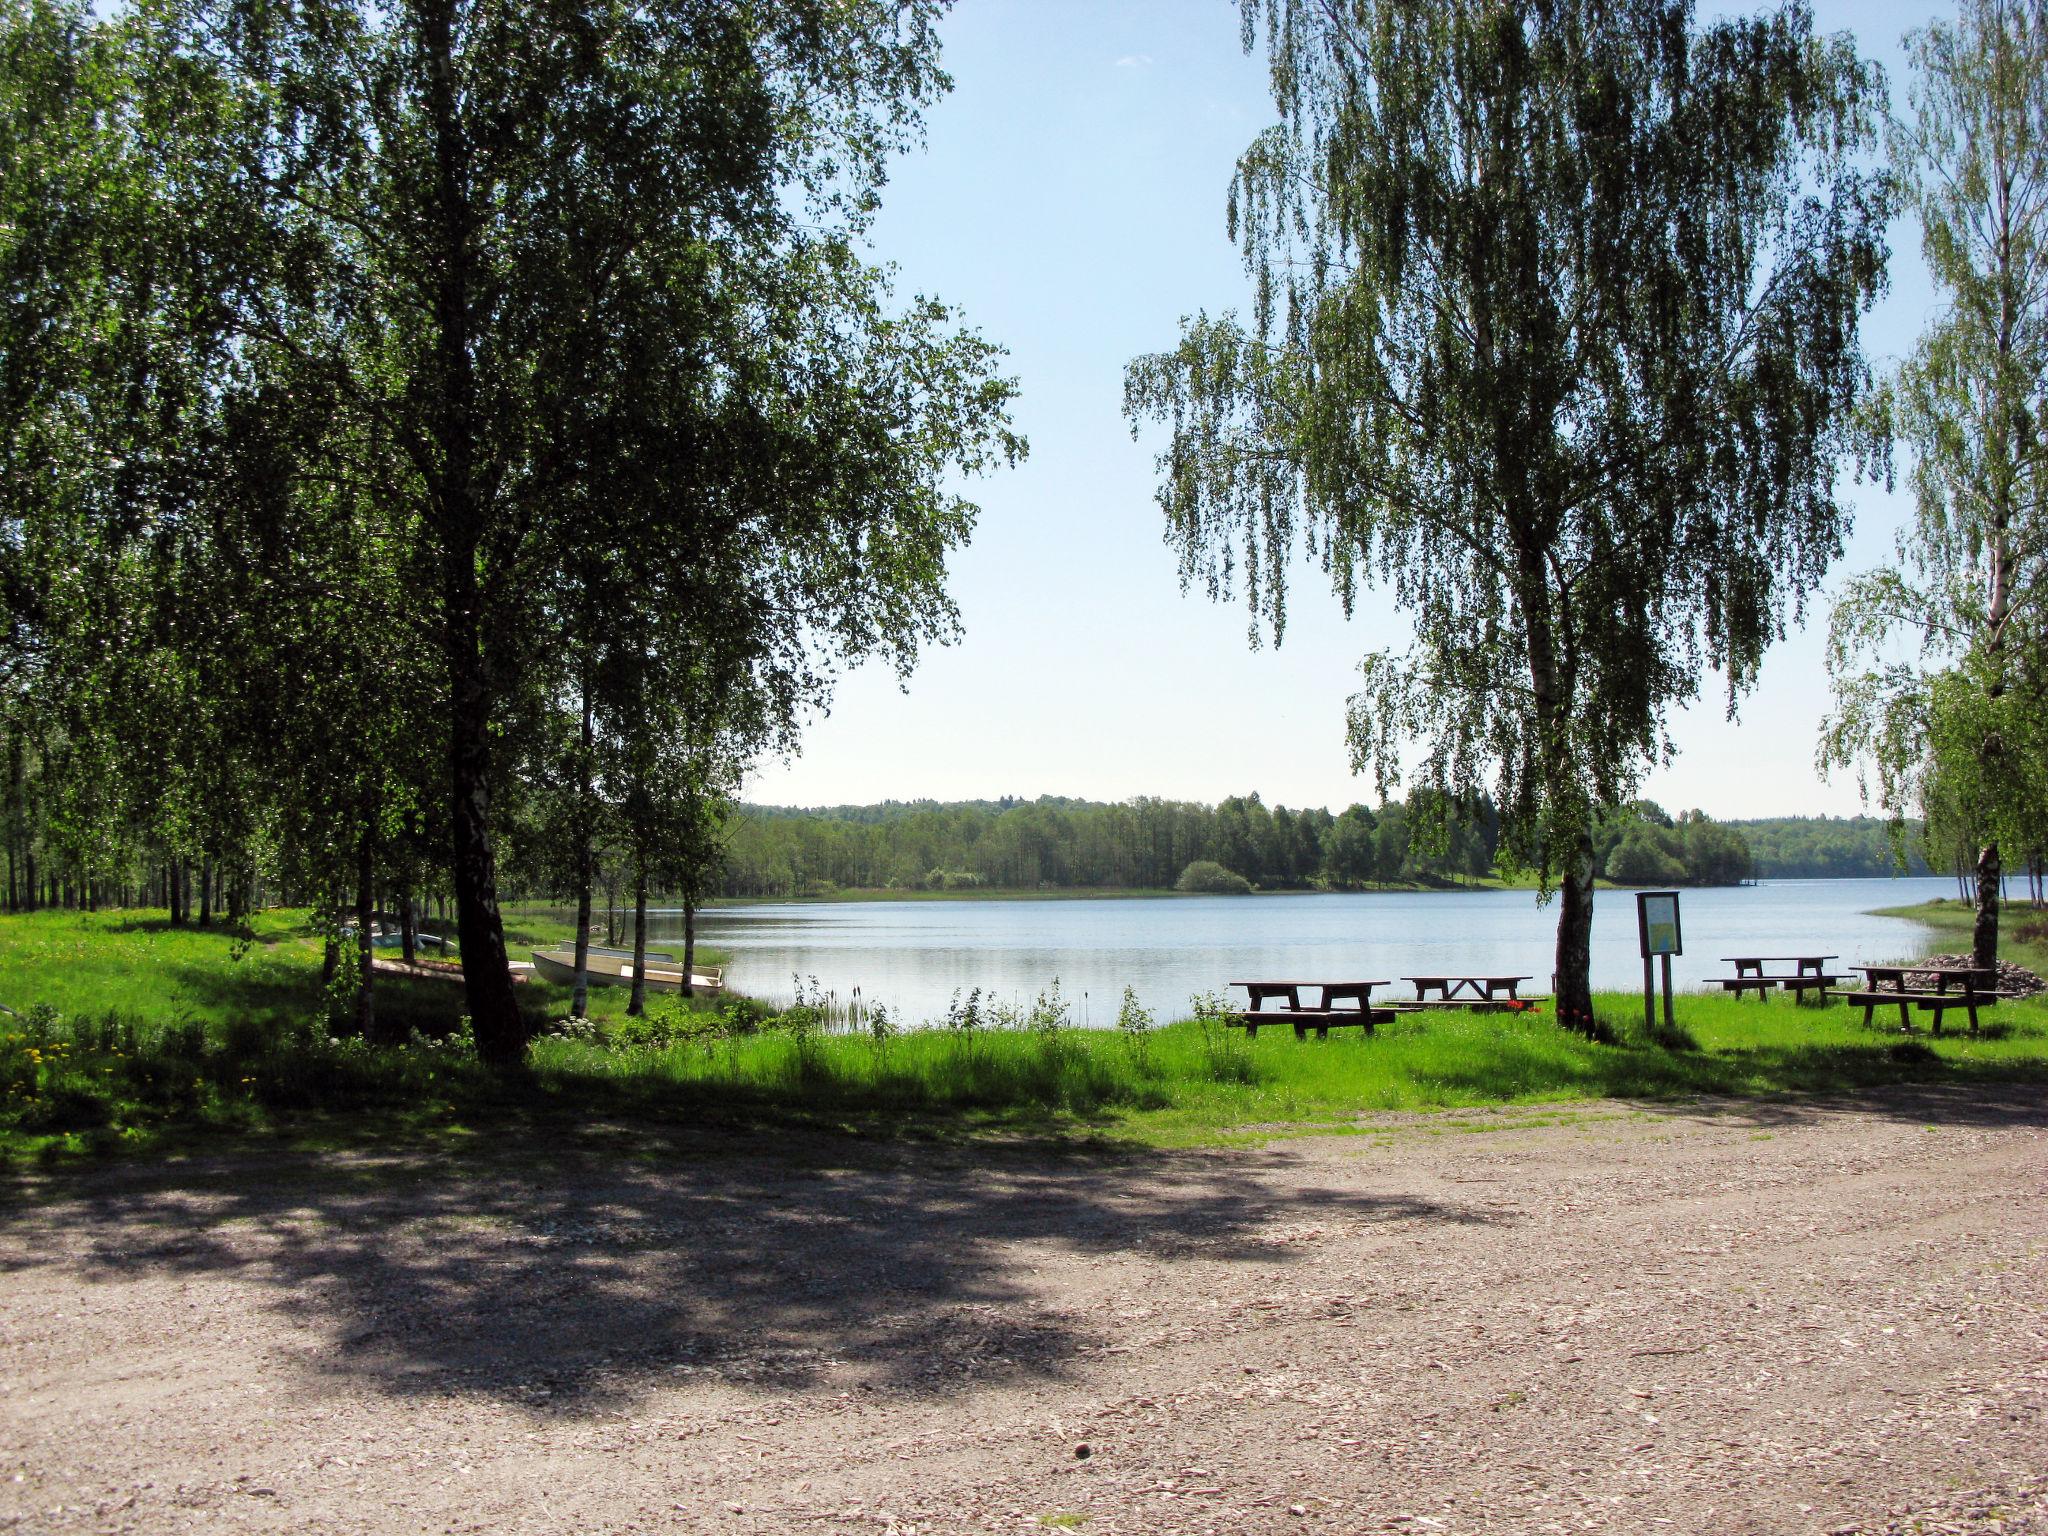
[3,902,2045,1164]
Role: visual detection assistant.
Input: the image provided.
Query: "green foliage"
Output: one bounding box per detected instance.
[1597,805,1752,886]
[1822,1,2048,962]
[1730,816,1932,878]
[1126,0,1890,1021]
[1174,859,1254,895]
[722,790,1507,895]
[0,0,1022,1064]
[1115,985,1155,1069]
[1604,829,1688,887]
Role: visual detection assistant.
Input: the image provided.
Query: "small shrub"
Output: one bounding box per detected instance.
[943,987,984,1034]
[161,1017,207,1060]
[1028,979,1079,1079]
[607,1000,716,1052]
[221,1014,273,1062]
[1115,986,1155,1067]
[1175,859,1253,895]
[1027,978,1072,1033]
[22,1002,59,1044]
[718,996,772,1034]
[1189,990,1257,1084]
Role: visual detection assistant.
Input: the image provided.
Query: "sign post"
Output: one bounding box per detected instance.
[1636,890,1682,1031]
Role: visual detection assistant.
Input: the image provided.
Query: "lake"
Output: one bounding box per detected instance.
[601,878,1958,1025]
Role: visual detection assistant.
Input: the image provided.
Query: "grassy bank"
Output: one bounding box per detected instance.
[5,905,2046,1163]
[1871,896,2048,959]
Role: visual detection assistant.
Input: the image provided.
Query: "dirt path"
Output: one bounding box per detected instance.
[3,1088,2045,1535]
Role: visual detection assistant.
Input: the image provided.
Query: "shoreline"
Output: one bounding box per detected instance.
[679,874,1922,910]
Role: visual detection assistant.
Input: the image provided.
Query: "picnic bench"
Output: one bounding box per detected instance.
[1401,975,1537,1012]
[1708,955,1842,1003]
[1830,963,1997,1034]
[1229,980,1394,1039]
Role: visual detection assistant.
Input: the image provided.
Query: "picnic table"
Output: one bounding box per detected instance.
[1402,974,1533,1008]
[1710,954,1841,1003]
[1830,963,1997,1034]
[1228,980,1393,1039]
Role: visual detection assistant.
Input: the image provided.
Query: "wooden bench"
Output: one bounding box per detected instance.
[1229,1008,1396,1039]
[1774,973,1842,1000]
[1830,988,1995,1034]
[1396,996,1544,1014]
[1707,975,1781,997]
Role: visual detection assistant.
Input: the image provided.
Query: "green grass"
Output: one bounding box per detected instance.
[4,904,2047,1165]
[1871,895,2048,954]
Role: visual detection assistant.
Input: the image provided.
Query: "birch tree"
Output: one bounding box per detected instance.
[1127,0,1889,1028]
[1824,0,2048,968]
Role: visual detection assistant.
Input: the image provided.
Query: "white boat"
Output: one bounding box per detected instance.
[528,947,723,995]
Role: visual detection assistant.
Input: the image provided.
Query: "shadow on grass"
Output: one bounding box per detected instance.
[1412,1028,2048,1131]
[0,1117,1487,1415]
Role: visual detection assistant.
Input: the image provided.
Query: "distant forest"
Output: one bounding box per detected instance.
[711,795,1931,899]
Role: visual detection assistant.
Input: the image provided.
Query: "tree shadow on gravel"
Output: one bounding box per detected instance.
[0,1128,1493,1415]
[1641,1077,2048,1131]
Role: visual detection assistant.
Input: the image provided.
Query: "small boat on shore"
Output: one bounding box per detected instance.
[528,947,724,995]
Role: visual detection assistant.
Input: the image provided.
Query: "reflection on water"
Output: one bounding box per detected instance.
[551,878,1951,1026]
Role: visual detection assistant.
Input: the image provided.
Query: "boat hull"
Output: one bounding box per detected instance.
[528,948,721,995]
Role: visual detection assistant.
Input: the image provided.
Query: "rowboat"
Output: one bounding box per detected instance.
[528,947,723,994]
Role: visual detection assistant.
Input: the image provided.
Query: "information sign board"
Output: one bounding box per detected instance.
[1637,890,1682,958]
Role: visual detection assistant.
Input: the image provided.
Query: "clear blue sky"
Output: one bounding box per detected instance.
[745,0,1951,820]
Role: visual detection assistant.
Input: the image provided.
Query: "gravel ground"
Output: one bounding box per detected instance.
[2,1087,2045,1536]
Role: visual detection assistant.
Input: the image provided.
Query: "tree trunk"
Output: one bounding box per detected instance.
[1973,840,2001,971]
[422,0,521,1067]
[628,863,649,1017]
[322,911,340,987]
[199,856,213,927]
[572,681,594,1018]
[398,888,417,965]
[682,893,697,999]
[1553,830,1598,1033]
[572,857,593,1019]
[446,660,522,1059]
[1515,545,1596,1034]
[356,818,380,1041]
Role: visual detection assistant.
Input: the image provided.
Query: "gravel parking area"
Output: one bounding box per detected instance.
[3,1087,2045,1535]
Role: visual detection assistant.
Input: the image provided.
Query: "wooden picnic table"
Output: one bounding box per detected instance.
[1853,962,1989,994]
[1402,974,1532,1002]
[1724,954,1838,978]
[1231,980,1389,1011]
[1711,954,1842,1003]
[1832,963,1998,1034]
[1227,980,1393,1039]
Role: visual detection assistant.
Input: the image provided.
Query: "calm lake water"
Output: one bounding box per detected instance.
[601,878,1957,1025]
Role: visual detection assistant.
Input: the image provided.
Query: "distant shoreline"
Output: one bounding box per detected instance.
[686,874,1937,909]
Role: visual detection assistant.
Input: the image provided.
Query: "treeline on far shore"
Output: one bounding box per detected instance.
[710,795,1932,899]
